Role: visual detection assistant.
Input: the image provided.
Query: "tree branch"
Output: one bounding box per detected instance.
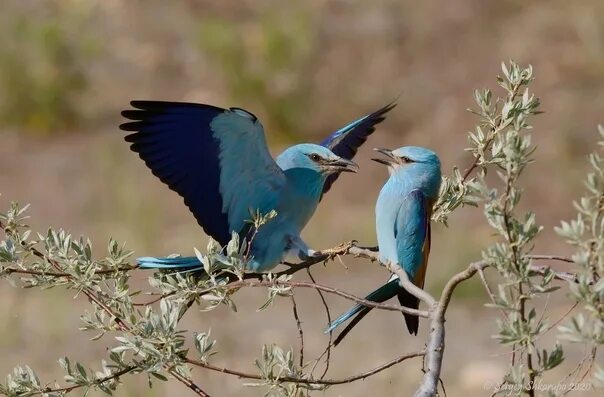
[1,265,137,278]
[461,80,522,182]
[2,214,584,397]
[412,254,577,397]
[414,260,487,397]
[221,279,429,317]
[0,221,210,397]
[185,350,425,386]
[307,268,333,380]
[272,242,379,278]
[25,365,137,397]
[290,294,304,368]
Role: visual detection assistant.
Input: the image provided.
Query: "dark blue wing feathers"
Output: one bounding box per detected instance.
[393,189,430,335]
[394,189,428,279]
[320,101,396,195]
[120,101,231,245]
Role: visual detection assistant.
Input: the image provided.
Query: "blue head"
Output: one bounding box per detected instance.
[372,146,442,198]
[276,143,358,176]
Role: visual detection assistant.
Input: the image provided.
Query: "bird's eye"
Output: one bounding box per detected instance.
[400,156,413,163]
[309,154,321,162]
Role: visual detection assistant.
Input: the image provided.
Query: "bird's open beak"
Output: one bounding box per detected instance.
[371,148,397,166]
[326,158,359,173]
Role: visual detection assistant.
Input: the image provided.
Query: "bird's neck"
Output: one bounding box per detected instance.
[283,168,326,199]
[280,168,326,228]
[390,166,441,199]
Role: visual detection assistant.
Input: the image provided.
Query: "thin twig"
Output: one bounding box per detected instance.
[132,294,166,306]
[438,376,448,397]
[461,81,522,182]
[526,254,574,263]
[577,346,597,383]
[185,350,425,385]
[535,292,551,339]
[128,248,577,307]
[25,365,137,396]
[540,301,579,336]
[131,243,381,307]
[306,268,333,380]
[169,368,210,397]
[274,242,379,278]
[290,295,304,369]
[562,345,597,396]
[560,344,595,395]
[1,265,137,278]
[219,279,429,317]
[477,266,510,320]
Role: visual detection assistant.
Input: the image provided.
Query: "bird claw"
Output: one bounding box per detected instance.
[294,248,319,261]
[308,249,323,258]
[320,240,357,258]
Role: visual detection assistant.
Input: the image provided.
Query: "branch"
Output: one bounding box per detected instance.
[1,265,137,278]
[129,243,578,397]
[306,268,333,380]
[415,260,487,397]
[385,261,437,307]
[221,279,429,317]
[185,350,425,386]
[0,222,211,397]
[413,254,578,397]
[461,80,523,182]
[25,365,137,396]
[290,295,304,368]
[3,212,583,397]
[169,369,211,397]
[273,242,379,278]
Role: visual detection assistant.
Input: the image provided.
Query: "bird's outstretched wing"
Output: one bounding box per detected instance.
[319,101,396,195]
[120,101,286,245]
[394,189,432,335]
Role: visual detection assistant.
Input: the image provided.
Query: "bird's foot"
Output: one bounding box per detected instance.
[297,248,321,260]
[319,240,358,258]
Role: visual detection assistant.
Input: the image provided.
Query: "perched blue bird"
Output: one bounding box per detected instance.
[326,146,441,344]
[120,101,395,272]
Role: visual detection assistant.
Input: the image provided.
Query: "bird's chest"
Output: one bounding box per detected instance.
[376,186,405,228]
[279,171,324,231]
[247,214,308,272]
[375,184,408,262]
[280,192,320,230]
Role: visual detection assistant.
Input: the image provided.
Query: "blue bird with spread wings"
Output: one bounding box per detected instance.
[326,146,441,344]
[119,101,395,272]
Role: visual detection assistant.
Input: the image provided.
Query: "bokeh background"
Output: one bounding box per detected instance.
[1,0,603,395]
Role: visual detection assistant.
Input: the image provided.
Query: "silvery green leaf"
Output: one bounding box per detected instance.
[206,238,221,255]
[227,232,240,257]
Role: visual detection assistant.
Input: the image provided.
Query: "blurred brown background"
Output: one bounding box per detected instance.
[0,0,603,395]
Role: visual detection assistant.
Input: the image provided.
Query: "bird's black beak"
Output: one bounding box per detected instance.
[371,148,397,166]
[326,158,359,173]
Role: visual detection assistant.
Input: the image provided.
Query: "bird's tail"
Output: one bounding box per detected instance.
[325,278,400,346]
[397,287,420,335]
[136,256,203,270]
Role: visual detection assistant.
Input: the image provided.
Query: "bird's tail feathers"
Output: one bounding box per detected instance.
[325,279,400,345]
[397,287,420,335]
[137,256,202,270]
